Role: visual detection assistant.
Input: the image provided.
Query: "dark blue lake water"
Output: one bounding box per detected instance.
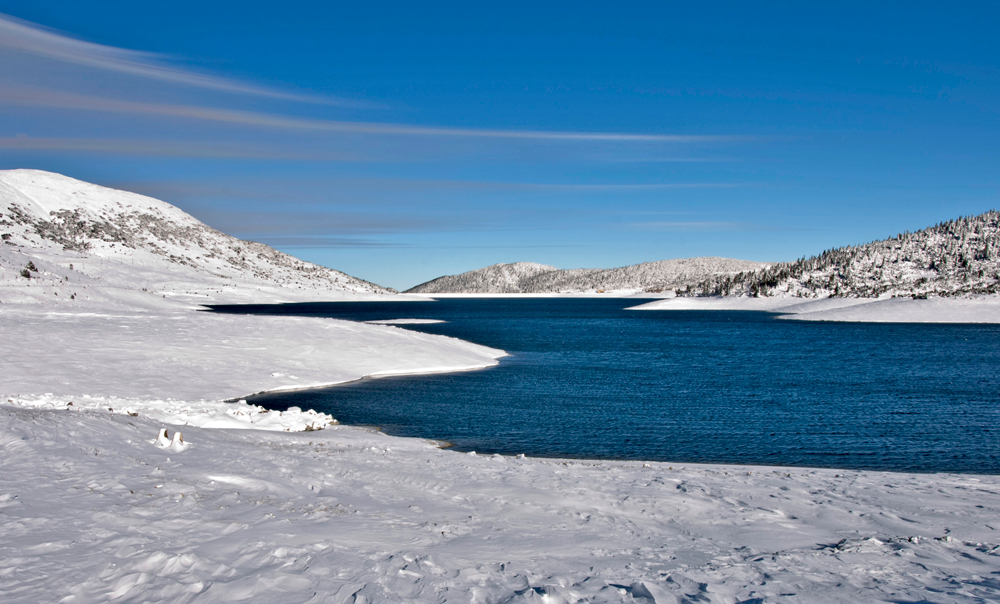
[208,298,1000,473]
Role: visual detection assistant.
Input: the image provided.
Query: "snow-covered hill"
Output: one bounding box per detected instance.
[0,170,393,307]
[689,211,1000,299]
[407,257,769,294]
[407,262,558,294]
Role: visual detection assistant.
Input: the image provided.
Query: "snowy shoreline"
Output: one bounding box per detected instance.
[3,294,1000,601]
[3,305,1000,602]
[3,304,1000,602]
[405,292,1000,323]
[629,293,1000,323]
[0,306,1000,604]
[411,291,658,298]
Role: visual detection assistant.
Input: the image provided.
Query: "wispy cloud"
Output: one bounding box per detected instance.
[0,12,369,107]
[627,221,755,231]
[0,16,744,145]
[254,238,589,250]
[602,156,739,163]
[192,208,463,236]
[500,182,742,191]
[0,136,362,161]
[0,86,741,142]
[418,244,587,249]
[251,237,408,248]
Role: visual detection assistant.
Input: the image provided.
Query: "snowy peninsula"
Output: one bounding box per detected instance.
[2,171,999,602]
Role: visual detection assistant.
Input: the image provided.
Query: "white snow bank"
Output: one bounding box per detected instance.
[364,318,446,324]
[630,294,1000,323]
[778,295,1000,323]
[0,306,504,403]
[630,296,799,311]
[3,393,338,432]
[409,291,654,298]
[1,405,997,603]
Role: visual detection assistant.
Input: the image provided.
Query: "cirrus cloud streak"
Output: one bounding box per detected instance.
[0,86,743,142]
[0,12,368,107]
[0,136,362,161]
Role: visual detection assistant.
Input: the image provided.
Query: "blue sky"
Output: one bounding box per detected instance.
[0,1,997,289]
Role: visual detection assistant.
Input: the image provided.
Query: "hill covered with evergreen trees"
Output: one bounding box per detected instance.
[687,211,1000,298]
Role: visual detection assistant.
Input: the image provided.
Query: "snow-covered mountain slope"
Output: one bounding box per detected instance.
[407,262,558,294]
[407,257,768,294]
[690,210,1000,299]
[0,170,393,307]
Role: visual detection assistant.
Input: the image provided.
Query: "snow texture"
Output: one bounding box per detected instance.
[406,258,769,294]
[1,404,998,603]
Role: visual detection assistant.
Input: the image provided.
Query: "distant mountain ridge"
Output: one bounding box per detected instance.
[0,170,393,306]
[688,210,1000,298]
[406,257,770,294]
[407,262,558,294]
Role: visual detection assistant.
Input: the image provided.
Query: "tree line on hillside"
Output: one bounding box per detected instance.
[683,211,1000,298]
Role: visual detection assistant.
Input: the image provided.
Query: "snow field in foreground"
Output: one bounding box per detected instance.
[1,405,998,603]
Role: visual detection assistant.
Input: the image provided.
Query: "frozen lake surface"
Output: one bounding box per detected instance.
[209,298,1000,473]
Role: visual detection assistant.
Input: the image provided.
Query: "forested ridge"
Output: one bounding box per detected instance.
[686,211,1000,298]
